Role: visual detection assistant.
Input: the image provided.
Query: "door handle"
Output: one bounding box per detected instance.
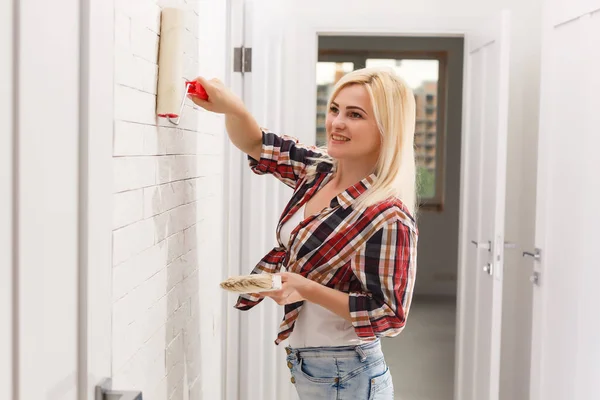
[483,263,493,275]
[471,240,491,251]
[523,248,542,286]
[95,378,142,400]
[522,248,541,261]
[530,271,540,286]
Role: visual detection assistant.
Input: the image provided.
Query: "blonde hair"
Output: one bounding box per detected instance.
[307,67,417,216]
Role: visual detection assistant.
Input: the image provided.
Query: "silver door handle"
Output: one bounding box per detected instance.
[96,379,142,400]
[483,263,493,275]
[522,248,542,261]
[530,271,540,286]
[471,240,491,251]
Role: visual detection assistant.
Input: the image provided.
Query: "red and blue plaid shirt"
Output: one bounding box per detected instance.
[234,130,418,345]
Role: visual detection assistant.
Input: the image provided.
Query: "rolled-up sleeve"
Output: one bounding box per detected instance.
[248,129,327,188]
[348,219,418,340]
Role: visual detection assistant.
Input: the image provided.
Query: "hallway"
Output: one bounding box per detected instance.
[383,297,457,400]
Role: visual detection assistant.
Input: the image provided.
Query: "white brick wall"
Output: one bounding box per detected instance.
[112,1,228,399]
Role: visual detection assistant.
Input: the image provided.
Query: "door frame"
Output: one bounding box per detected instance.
[225,7,509,400]
[1,0,14,397]
[224,0,245,399]
[82,0,114,397]
[288,17,485,400]
[8,0,113,398]
[465,13,511,400]
[528,4,550,396]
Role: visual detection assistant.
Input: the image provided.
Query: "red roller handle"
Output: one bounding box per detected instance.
[186,81,209,101]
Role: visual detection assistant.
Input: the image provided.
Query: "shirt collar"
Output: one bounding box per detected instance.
[328,172,377,209]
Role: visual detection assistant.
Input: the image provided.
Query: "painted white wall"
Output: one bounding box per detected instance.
[17,0,81,398]
[0,0,13,398]
[111,0,229,399]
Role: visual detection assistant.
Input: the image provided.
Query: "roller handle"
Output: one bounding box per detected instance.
[186,81,209,101]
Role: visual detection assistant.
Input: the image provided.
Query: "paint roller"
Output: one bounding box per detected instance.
[156,7,208,125]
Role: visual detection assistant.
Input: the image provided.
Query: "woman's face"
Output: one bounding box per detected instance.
[325,84,381,162]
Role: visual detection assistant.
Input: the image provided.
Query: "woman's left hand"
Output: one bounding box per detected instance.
[263,272,315,305]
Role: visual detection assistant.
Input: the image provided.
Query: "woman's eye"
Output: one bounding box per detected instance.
[350,112,362,119]
[329,106,339,113]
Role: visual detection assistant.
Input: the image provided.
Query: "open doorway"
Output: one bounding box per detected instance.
[316,35,464,400]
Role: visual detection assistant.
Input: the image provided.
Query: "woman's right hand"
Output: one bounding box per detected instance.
[188,76,246,116]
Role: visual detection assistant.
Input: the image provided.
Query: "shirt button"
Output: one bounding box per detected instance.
[287,361,293,369]
[286,348,291,355]
[291,377,296,384]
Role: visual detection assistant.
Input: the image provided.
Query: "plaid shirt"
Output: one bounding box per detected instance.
[234,130,418,345]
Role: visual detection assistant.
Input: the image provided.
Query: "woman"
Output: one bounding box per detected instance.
[189,67,418,400]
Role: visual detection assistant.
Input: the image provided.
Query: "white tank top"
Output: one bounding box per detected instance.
[280,204,365,348]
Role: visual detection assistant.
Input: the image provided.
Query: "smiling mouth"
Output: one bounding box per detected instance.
[331,134,350,142]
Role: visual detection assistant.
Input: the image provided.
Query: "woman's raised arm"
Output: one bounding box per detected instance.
[188,76,262,160]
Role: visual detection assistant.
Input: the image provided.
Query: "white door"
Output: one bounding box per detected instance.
[528,2,600,400]
[458,11,510,400]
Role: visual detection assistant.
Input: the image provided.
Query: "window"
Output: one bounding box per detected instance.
[316,51,448,210]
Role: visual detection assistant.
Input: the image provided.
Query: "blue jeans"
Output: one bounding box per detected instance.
[285,340,394,400]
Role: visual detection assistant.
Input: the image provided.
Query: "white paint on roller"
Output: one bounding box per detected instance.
[272,275,283,290]
[156,8,185,118]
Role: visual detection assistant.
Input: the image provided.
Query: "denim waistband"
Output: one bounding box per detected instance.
[285,339,381,361]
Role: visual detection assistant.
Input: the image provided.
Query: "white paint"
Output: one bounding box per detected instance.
[18,0,80,398]
[143,180,197,218]
[114,85,157,125]
[113,121,147,156]
[0,0,13,397]
[113,157,157,193]
[112,218,156,265]
[111,1,230,398]
[529,3,600,400]
[113,189,144,229]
